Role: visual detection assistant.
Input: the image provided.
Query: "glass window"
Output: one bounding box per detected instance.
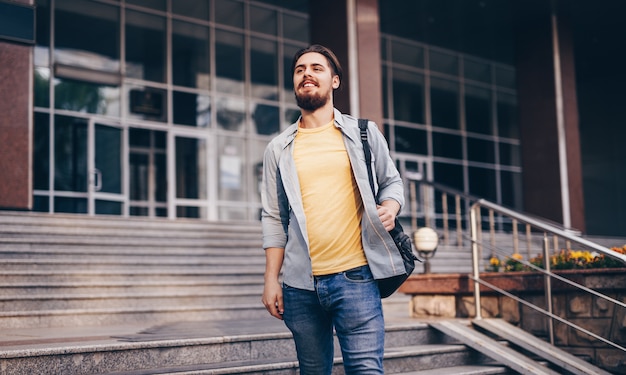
[33,195,49,212]
[394,126,427,154]
[35,0,50,63]
[129,128,150,148]
[177,206,205,219]
[54,115,88,192]
[95,200,122,215]
[126,10,166,83]
[175,136,207,200]
[283,13,308,42]
[55,197,87,213]
[218,136,245,201]
[172,0,209,21]
[464,58,491,84]
[172,20,210,90]
[499,142,521,167]
[173,91,211,127]
[130,153,149,201]
[497,92,519,139]
[54,78,120,116]
[215,30,244,95]
[54,0,120,73]
[216,97,245,132]
[429,49,458,76]
[284,108,300,128]
[391,40,423,68]
[95,124,122,194]
[34,67,50,108]
[33,113,50,190]
[495,66,516,89]
[215,0,243,28]
[250,139,267,202]
[467,137,495,164]
[465,85,492,135]
[251,38,278,100]
[250,5,277,35]
[468,166,496,201]
[431,77,459,130]
[432,131,462,160]
[433,162,464,192]
[501,171,523,210]
[283,44,300,104]
[252,103,280,135]
[392,68,424,124]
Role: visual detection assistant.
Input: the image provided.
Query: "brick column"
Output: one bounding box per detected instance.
[514,0,585,232]
[0,41,32,210]
[309,0,384,127]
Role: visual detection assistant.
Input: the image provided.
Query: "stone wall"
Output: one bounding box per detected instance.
[399,269,626,374]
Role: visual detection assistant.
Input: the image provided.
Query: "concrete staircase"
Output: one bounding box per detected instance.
[0,211,268,329]
[0,211,574,374]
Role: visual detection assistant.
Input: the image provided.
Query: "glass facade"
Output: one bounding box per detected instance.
[381,36,523,211]
[33,0,308,220]
[32,0,522,223]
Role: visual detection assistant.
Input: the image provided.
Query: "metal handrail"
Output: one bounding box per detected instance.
[469,199,626,352]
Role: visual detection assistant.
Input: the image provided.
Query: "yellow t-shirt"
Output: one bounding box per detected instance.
[293,120,368,275]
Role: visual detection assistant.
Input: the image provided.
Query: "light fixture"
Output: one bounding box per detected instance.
[413,227,439,274]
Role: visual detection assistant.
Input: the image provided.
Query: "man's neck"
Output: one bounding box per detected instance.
[299,104,334,129]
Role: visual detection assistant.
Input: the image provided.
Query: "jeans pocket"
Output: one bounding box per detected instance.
[344,266,373,283]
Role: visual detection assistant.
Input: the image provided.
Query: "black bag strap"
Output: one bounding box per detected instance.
[358,118,376,199]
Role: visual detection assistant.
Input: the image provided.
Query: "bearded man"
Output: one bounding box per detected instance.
[261,44,406,375]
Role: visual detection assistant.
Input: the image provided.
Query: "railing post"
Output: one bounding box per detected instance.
[409,180,417,232]
[470,204,482,319]
[543,233,555,345]
[442,192,449,245]
[455,195,462,246]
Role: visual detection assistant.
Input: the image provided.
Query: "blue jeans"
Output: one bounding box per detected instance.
[282,265,384,375]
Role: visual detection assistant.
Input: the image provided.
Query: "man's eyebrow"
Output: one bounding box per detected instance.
[294,62,326,70]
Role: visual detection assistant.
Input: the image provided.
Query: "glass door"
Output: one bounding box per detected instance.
[90,120,124,215]
[129,128,168,217]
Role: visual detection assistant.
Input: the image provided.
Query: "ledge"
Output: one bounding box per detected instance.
[398,268,626,295]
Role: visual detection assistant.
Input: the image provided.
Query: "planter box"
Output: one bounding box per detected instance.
[399,269,626,374]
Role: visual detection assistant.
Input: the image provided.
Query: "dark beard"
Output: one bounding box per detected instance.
[295,91,329,111]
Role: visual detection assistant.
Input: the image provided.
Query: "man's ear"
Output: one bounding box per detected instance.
[332,75,340,89]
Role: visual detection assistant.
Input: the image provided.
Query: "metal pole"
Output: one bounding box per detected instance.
[470,204,482,319]
[543,233,555,345]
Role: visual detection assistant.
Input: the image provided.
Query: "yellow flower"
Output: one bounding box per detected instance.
[490,257,500,266]
[512,253,523,260]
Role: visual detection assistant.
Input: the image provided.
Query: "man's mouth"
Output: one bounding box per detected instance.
[301,81,317,88]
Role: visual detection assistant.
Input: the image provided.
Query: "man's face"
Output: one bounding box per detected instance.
[293,52,340,111]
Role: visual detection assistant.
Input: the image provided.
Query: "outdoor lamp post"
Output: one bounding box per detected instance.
[413,227,439,274]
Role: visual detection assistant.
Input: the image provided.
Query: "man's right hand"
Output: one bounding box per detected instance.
[262,279,284,319]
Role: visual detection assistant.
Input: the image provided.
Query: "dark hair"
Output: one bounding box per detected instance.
[291,44,343,89]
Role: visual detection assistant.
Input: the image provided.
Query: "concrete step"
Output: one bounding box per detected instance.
[0,318,505,374]
[0,289,263,311]
[0,268,263,283]
[0,303,269,329]
[0,257,265,271]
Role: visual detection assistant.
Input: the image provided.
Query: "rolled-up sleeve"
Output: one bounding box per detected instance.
[261,141,288,249]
